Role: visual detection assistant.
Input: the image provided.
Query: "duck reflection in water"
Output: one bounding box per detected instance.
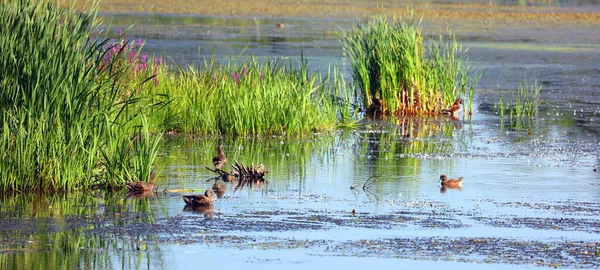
[212,180,227,199]
[183,204,215,218]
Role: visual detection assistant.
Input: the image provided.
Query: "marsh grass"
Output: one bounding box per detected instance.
[146,54,355,135]
[496,79,542,131]
[0,0,162,192]
[340,11,478,117]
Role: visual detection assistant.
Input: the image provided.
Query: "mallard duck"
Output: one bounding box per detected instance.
[440,174,464,189]
[441,98,462,115]
[183,190,215,206]
[125,181,155,193]
[212,144,227,170]
[275,23,285,29]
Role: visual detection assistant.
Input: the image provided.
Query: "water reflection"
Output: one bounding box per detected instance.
[0,192,163,270]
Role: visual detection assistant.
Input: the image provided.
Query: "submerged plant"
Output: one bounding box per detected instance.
[340,10,479,117]
[0,0,162,192]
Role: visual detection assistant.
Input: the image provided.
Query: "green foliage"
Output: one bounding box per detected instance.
[145,54,355,135]
[497,79,542,131]
[0,0,161,192]
[340,11,478,116]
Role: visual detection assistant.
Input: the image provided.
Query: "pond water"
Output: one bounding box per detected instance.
[2,1,600,269]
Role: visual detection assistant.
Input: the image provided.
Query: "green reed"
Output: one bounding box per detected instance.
[0,0,161,192]
[340,11,478,116]
[497,79,542,131]
[145,54,355,135]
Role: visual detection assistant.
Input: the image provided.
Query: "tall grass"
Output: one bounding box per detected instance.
[340,11,478,116]
[497,79,542,131]
[145,54,355,135]
[0,0,161,192]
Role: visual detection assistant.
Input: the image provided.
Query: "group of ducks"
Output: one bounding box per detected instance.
[182,144,228,207]
[125,144,228,206]
[127,138,464,203]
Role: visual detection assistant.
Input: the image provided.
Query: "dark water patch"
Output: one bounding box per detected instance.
[329,237,600,268]
[473,216,600,234]
[493,201,600,216]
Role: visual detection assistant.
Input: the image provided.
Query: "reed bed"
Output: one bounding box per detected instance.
[340,11,478,117]
[145,55,355,135]
[0,0,161,192]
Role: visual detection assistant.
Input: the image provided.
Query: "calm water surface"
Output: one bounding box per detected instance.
[2,1,600,269]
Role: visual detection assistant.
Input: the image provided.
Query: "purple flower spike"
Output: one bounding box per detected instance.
[128,51,136,62]
[118,29,123,36]
[142,54,148,63]
[232,72,240,85]
[138,38,143,47]
[242,66,248,76]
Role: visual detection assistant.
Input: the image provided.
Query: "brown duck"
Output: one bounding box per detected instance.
[441,98,462,116]
[212,144,227,170]
[125,181,155,194]
[365,97,384,118]
[183,190,216,206]
[440,174,464,189]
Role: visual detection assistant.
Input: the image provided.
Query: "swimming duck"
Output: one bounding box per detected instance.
[212,144,227,170]
[441,98,462,116]
[440,174,464,189]
[183,190,216,206]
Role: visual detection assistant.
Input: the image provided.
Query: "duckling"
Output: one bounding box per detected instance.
[183,190,216,206]
[440,174,464,189]
[441,98,463,116]
[212,144,227,170]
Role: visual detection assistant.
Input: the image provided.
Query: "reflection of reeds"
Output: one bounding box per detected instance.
[0,192,158,269]
[340,10,478,116]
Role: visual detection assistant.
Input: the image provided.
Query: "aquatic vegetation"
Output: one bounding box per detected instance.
[496,79,542,131]
[146,54,355,135]
[0,0,161,192]
[340,11,479,117]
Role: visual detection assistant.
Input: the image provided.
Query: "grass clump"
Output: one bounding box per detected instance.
[0,0,161,192]
[497,79,542,131]
[146,54,354,135]
[340,10,478,117]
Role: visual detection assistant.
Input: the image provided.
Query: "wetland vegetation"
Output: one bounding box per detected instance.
[2,0,600,269]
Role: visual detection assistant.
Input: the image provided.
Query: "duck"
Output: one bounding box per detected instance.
[275,23,285,29]
[365,97,384,118]
[212,144,227,170]
[125,181,155,193]
[183,190,216,206]
[441,98,462,116]
[439,174,464,189]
